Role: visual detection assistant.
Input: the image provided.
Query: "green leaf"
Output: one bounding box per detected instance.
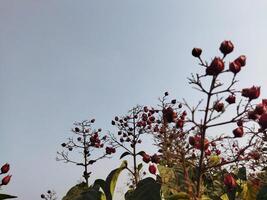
[120,151,131,159]
[137,163,143,172]
[0,194,17,200]
[257,185,267,200]
[237,167,247,181]
[124,177,161,200]
[137,151,145,156]
[94,160,127,200]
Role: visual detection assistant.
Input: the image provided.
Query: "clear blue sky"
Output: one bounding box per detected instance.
[1,1,267,199]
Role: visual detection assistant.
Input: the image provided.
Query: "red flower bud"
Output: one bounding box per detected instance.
[242,86,260,100]
[259,113,267,129]
[229,61,241,74]
[220,40,234,55]
[207,57,224,76]
[192,48,202,57]
[233,127,244,137]
[225,95,236,104]
[148,164,157,174]
[1,175,11,185]
[235,55,246,67]
[224,174,237,189]
[1,163,10,174]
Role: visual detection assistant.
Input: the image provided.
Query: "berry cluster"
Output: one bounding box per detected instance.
[0,163,11,188]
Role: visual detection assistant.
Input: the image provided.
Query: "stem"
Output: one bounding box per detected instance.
[132,109,139,188]
[83,126,89,187]
[196,76,216,197]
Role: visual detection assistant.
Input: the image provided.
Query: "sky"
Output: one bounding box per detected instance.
[1,1,267,199]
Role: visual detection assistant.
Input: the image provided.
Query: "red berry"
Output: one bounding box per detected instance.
[229,61,241,74]
[224,174,237,189]
[233,127,244,137]
[142,153,151,163]
[220,40,234,55]
[242,86,260,100]
[207,57,225,76]
[259,113,267,129]
[225,95,236,104]
[1,175,11,185]
[1,163,10,174]
[148,164,157,174]
[192,48,202,57]
[235,55,246,67]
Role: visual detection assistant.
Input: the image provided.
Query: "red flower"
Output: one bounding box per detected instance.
[259,113,267,129]
[224,174,237,189]
[1,163,10,174]
[225,95,236,104]
[1,175,12,186]
[242,86,260,100]
[148,164,157,174]
[220,40,234,55]
[206,57,224,76]
[233,127,244,137]
[192,48,202,57]
[235,55,246,67]
[229,61,241,74]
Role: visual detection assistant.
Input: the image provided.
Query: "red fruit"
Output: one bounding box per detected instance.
[242,86,260,100]
[249,151,260,160]
[248,111,259,120]
[220,40,234,55]
[229,61,241,74]
[105,147,112,154]
[111,120,116,125]
[144,106,149,112]
[259,113,267,129]
[192,48,202,57]
[74,127,80,132]
[189,136,195,146]
[215,149,221,155]
[205,149,211,156]
[151,154,160,164]
[142,153,151,163]
[237,120,243,126]
[207,57,225,76]
[163,107,176,123]
[176,119,184,129]
[235,55,246,67]
[41,194,45,198]
[224,174,237,189]
[1,175,11,185]
[214,102,224,112]
[233,127,244,137]
[1,163,10,174]
[225,95,236,104]
[255,103,267,115]
[148,164,157,174]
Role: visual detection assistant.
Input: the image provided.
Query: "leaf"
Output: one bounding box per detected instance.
[120,151,131,159]
[137,163,143,171]
[165,192,190,200]
[124,177,161,200]
[62,183,103,200]
[256,185,267,200]
[0,194,17,200]
[137,151,145,156]
[237,167,247,181]
[94,160,127,200]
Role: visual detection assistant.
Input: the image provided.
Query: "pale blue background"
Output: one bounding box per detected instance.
[1,1,267,199]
